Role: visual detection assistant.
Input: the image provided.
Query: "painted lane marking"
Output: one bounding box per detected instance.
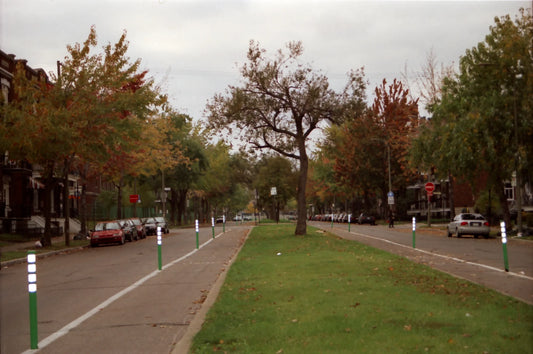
[22,231,226,353]
[347,230,533,281]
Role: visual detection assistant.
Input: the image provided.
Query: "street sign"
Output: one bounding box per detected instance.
[270,187,277,196]
[129,194,139,203]
[425,182,435,196]
[387,191,394,205]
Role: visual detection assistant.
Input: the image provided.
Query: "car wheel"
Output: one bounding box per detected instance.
[483,234,490,239]
[91,242,98,247]
[447,229,452,237]
[120,235,125,245]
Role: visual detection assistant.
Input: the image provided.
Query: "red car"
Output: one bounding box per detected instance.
[90,221,125,247]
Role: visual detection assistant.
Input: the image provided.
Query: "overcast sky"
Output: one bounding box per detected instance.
[0,0,529,121]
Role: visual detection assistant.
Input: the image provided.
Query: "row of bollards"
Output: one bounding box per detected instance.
[25,218,227,350]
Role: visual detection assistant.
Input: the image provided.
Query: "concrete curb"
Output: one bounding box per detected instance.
[1,245,90,269]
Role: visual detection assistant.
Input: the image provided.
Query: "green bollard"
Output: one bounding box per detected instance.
[412,217,416,249]
[500,221,509,272]
[195,219,199,249]
[211,217,215,238]
[348,214,351,232]
[27,251,38,349]
[223,215,226,233]
[157,227,162,270]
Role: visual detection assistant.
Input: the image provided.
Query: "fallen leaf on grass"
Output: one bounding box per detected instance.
[404,324,412,331]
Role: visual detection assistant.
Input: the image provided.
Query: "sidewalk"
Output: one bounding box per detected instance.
[1,235,86,268]
[23,226,252,354]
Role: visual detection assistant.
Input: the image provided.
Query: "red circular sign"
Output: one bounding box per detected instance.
[425,182,435,193]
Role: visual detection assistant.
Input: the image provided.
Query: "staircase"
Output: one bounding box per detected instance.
[30,216,81,234]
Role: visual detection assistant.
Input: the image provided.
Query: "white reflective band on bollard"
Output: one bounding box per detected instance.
[195,219,199,233]
[412,217,416,231]
[211,217,214,227]
[27,252,37,292]
[157,226,162,245]
[500,221,507,244]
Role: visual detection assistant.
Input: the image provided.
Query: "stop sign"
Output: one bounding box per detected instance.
[425,182,435,193]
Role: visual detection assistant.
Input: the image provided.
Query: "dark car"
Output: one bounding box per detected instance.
[142,217,169,235]
[142,217,157,236]
[129,218,146,239]
[90,221,125,247]
[357,213,376,225]
[155,217,169,234]
[118,219,137,241]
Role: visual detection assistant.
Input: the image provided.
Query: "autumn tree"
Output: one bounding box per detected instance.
[334,79,419,218]
[207,41,364,235]
[1,27,167,244]
[159,115,207,225]
[410,9,532,228]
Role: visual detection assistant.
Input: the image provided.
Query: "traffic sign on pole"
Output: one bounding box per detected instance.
[387,191,394,205]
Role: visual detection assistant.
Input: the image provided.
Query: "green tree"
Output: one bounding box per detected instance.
[253,155,298,222]
[410,9,532,227]
[207,41,364,235]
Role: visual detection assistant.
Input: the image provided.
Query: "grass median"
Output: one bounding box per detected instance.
[191,224,532,353]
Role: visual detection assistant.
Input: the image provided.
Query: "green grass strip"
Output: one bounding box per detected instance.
[191,224,532,353]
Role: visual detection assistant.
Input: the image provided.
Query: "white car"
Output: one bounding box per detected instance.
[447,213,490,238]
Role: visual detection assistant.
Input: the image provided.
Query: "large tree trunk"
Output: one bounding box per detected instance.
[42,161,56,247]
[295,149,308,235]
[448,171,455,219]
[497,182,511,230]
[63,160,70,246]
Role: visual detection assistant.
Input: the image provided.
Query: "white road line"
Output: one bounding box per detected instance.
[348,230,533,281]
[22,231,226,354]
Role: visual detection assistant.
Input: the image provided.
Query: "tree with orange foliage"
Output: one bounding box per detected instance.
[1,27,168,245]
[334,79,419,218]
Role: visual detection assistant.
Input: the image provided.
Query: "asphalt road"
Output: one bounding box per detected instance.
[2,221,531,353]
[0,224,250,354]
[310,221,533,305]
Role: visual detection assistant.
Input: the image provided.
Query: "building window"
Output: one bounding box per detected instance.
[504,182,514,201]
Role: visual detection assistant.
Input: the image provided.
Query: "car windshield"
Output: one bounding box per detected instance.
[95,222,120,231]
[130,219,140,225]
[155,217,165,223]
[144,218,156,223]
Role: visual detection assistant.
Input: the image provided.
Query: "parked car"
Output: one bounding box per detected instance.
[142,217,157,235]
[90,221,125,247]
[129,218,146,239]
[118,219,137,241]
[155,217,169,234]
[216,216,225,224]
[358,213,376,225]
[447,213,490,238]
[143,217,169,235]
